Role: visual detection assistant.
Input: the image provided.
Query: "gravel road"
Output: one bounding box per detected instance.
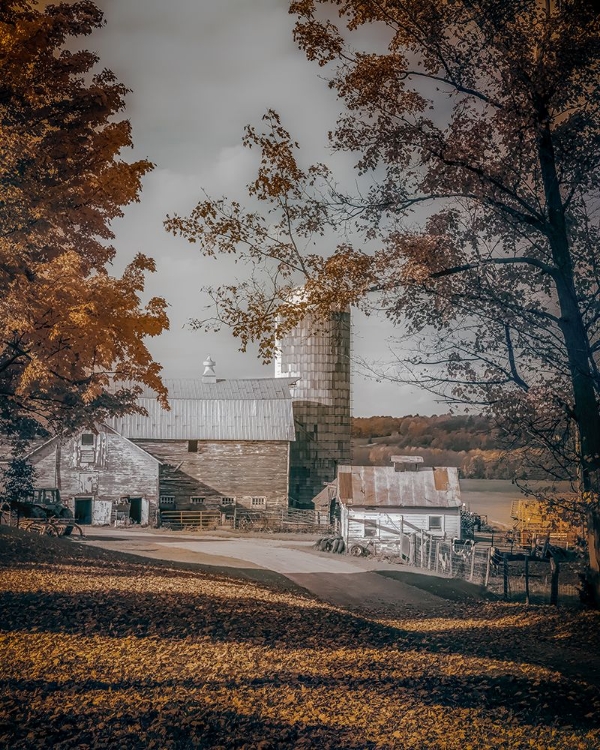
[82,529,448,614]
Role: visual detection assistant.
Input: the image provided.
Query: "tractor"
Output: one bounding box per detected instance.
[8,488,75,536]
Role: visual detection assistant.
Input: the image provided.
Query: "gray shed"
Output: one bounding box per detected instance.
[337,458,462,546]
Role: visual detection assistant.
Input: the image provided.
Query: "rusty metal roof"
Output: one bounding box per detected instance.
[337,465,461,508]
[108,378,296,442]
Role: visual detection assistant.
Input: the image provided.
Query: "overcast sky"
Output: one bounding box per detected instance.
[89,0,440,417]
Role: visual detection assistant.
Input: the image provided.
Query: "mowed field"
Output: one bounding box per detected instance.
[460,479,574,529]
[460,479,525,528]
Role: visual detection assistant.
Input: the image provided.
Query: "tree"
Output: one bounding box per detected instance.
[167,1,600,600]
[1,1,168,441]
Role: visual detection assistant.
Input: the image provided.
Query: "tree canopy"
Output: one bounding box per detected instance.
[167,0,600,595]
[0,1,168,440]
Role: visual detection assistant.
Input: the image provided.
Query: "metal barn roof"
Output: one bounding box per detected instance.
[133,378,297,401]
[108,378,297,441]
[337,465,461,508]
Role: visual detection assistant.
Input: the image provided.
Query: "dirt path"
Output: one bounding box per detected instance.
[81,530,448,613]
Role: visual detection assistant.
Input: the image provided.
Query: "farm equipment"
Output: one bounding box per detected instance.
[509,498,580,550]
[2,488,78,537]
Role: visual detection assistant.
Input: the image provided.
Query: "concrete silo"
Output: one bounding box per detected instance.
[275,308,352,507]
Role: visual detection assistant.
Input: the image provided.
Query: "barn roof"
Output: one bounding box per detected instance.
[108,378,297,442]
[337,465,461,508]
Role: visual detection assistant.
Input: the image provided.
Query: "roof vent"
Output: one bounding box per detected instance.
[391,455,424,472]
[202,355,217,383]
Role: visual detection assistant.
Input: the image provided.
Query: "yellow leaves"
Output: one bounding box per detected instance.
[0,1,167,431]
[1,527,600,749]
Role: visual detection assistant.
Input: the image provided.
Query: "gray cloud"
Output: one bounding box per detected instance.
[87,0,435,415]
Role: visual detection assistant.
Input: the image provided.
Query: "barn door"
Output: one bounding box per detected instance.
[92,500,112,526]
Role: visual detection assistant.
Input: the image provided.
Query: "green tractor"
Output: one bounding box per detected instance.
[11,488,75,536]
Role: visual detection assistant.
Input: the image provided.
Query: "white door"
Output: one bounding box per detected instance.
[92,500,112,526]
[140,498,149,525]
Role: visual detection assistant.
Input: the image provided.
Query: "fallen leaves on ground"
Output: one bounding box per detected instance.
[0,527,599,749]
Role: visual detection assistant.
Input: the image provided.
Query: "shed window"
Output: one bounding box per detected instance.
[160,496,175,505]
[363,519,378,537]
[81,433,94,446]
[220,497,235,505]
[190,496,205,505]
[428,515,443,531]
[188,440,198,453]
[251,496,266,507]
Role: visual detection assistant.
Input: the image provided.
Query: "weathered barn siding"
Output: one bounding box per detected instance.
[134,439,289,509]
[336,462,463,545]
[345,507,461,540]
[29,425,160,524]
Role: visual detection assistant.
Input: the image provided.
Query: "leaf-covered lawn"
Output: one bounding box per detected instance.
[1,528,599,749]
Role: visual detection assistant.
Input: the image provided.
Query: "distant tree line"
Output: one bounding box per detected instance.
[352,415,510,452]
[351,415,538,479]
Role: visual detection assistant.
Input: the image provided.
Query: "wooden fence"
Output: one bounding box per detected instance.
[230,507,333,533]
[360,533,583,606]
[159,510,221,530]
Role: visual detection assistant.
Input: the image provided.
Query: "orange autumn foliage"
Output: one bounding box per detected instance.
[0,1,168,436]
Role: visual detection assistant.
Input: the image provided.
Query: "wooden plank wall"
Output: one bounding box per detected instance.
[31,426,160,512]
[133,439,289,509]
[347,508,461,539]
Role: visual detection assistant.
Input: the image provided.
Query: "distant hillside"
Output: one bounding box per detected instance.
[351,415,530,479]
[352,414,509,451]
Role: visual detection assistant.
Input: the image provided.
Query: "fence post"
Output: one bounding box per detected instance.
[524,555,530,605]
[550,556,560,606]
[503,554,509,601]
[409,534,415,565]
[233,504,237,530]
[435,540,439,573]
[449,543,453,577]
[420,530,425,568]
[428,539,432,570]
[469,547,476,582]
[484,547,491,588]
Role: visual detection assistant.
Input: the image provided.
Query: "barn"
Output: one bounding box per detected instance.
[108,359,297,514]
[26,424,161,526]
[336,456,462,547]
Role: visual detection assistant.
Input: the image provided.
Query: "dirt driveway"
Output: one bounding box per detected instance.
[80,528,466,614]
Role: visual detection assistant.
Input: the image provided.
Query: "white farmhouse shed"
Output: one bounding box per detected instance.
[337,457,462,547]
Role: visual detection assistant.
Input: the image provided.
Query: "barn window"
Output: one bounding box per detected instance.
[160,496,175,505]
[190,496,205,505]
[81,433,94,446]
[187,440,198,452]
[428,515,443,531]
[220,497,235,505]
[251,496,266,507]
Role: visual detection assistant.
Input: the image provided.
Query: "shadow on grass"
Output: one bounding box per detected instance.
[0,696,380,749]
[375,569,497,602]
[1,670,599,740]
[2,571,600,693]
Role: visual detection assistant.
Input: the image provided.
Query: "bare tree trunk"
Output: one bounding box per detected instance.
[538,121,600,603]
[586,507,600,606]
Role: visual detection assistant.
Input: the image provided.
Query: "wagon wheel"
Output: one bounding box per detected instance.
[58,508,74,536]
[350,544,365,557]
